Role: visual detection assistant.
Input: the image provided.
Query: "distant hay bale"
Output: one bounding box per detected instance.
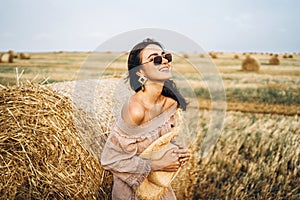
[234,54,239,59]
[199,54,205,58]
[19,53,31,59]
[0,53,13,63]
[241,55,260,71]
[8,50,18,58]
[209,52,217,59]
[269,55,280,65]
[182,53,189,59]
[283,54,293,59]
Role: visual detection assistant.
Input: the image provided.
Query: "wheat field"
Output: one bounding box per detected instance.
[0,51,299,199]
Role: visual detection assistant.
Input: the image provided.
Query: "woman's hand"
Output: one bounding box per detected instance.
[151,146,191,172]
[173,146,191,166]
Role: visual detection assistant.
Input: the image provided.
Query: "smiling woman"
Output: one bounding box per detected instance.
[101,38,190,200]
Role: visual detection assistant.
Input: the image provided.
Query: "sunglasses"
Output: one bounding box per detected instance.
[141,53,172,65]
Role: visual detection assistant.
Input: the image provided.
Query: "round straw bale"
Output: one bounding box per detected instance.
[234,54,239,59]
[8,50,18,58]
[0,82,113,199]
[209,52,217,59]
[19,53,31,59]
[269,55,280,65]
[182,53,189,59]
[241,55,260,71]
[199,54,205,58]
[288,54,293,58]
[0,53,13,63]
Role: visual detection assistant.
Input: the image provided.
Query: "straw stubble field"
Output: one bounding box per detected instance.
[0,51,299,199]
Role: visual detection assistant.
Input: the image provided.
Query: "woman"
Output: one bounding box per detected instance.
[101,38,190,200]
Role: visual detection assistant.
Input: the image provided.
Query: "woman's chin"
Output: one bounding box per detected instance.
[160,73,172,80]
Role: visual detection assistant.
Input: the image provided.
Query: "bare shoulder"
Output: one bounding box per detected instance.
[121,98,145,126]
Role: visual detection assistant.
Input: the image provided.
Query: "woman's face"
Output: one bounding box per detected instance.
[139,44,172,81]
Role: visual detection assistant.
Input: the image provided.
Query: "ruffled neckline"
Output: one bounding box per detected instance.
[116,103,177,136]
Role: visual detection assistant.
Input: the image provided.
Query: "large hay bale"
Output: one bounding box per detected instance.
[269,55,280,65]
[48,78,130,158]
[0,81,117,199]
[19,53,31,59]
[241,55,260,71]
[0,53,13,63]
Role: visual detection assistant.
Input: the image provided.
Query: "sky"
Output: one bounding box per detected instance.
[1,0,300,53]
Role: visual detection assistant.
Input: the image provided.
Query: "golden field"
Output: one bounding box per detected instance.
[0,51,299,199]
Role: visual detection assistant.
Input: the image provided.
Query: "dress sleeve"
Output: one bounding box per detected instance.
[100,127,152,189]
[100,128,151,174]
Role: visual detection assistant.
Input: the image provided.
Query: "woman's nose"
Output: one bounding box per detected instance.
[162,56,169,64]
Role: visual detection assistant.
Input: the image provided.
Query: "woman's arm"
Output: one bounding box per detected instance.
[101,132,151,174]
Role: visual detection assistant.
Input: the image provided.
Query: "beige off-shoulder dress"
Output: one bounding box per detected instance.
[101,103,178,200]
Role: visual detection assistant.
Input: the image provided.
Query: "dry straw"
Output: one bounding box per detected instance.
[193,111,300,199]
[241,55,260,71]
[0,80,114,199]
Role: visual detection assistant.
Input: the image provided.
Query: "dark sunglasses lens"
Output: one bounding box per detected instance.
[165,53,172,62]
[152,54,172,65]
[153,56,162,64]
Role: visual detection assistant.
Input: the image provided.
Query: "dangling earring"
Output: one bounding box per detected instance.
[138,75,147,91]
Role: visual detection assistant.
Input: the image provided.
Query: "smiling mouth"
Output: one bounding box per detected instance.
[159,66,170,72]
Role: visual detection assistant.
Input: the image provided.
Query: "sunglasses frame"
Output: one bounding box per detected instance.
[140,53,172,66]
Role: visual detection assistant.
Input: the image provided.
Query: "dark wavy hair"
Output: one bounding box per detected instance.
[127,38,187,110]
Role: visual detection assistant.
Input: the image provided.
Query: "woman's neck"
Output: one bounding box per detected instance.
[139,80,164,106]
